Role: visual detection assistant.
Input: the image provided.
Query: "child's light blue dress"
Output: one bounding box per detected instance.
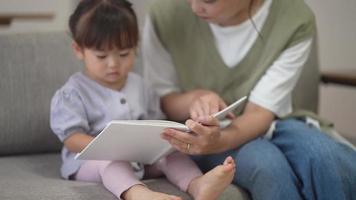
[50,72,164,179]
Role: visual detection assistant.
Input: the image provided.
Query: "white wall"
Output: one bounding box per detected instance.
[0,0,152,35]
[0,0,74,34]
[130,0,155,31]
[305,0,356,70]
[305,0,356,142]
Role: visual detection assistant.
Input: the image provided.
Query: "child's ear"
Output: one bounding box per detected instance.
[72,42,84,60]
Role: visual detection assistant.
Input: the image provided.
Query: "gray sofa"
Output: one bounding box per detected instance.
[0,32,249,200]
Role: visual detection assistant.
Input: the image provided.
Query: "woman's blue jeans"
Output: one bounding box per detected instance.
[192,118,356,200]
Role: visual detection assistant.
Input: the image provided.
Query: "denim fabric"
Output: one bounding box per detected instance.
[192,118,356,200]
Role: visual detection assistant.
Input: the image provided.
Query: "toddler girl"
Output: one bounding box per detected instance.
[50,0,235,199]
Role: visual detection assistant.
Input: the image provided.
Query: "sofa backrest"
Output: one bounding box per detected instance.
[0,31,320,156]
[292,38,320,113]
[0,32,83,155]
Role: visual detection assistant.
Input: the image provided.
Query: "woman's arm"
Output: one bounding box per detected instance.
[63,132,94,153]
[215,101,275,152]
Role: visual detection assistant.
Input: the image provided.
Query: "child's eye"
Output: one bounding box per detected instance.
[96,55,107,59]
[119,52,130,57]
[203,0,217,3]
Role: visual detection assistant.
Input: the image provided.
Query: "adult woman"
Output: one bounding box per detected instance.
[142,0,356,199]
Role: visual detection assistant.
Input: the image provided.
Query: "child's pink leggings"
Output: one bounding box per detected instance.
[75,151,202,199]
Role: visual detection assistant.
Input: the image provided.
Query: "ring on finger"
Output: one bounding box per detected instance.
[186,143,191,152]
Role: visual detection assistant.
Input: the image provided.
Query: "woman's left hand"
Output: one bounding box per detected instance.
[189,91,235,121]
[161,116,222,155]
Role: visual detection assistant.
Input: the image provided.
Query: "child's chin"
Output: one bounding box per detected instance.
[106,77,125,86]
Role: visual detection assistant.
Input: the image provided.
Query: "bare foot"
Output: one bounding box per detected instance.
[188,156,236,200]
[123,184,182,200]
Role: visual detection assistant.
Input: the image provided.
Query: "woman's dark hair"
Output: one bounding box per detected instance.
[69,0,139,50]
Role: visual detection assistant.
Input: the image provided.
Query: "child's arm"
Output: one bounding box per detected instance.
[63,132,94,153]
[50,89,93,153]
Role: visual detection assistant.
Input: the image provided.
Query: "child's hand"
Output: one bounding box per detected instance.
[189,91,235,120]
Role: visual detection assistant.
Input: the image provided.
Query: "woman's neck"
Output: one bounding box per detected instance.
[219,0,264,27]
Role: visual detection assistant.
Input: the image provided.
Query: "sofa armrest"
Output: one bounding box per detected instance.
[321,69,356,87]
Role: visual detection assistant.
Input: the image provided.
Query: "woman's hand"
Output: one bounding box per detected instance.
[161,116,223,155]
[189,91,235,120]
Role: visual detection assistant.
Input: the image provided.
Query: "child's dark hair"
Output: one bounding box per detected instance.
[69,0,138,50]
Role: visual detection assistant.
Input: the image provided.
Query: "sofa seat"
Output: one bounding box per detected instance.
[0,153,248,200]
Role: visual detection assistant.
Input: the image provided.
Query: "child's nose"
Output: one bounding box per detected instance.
[108,56,120,68]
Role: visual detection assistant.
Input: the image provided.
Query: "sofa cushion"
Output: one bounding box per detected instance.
[0,153,249,200]
[0,32,83,155]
